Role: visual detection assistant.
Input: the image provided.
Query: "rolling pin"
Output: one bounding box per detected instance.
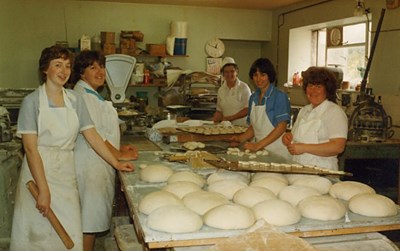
[26,180,75,249]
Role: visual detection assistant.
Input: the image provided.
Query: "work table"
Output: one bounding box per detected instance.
[118,134,400,249]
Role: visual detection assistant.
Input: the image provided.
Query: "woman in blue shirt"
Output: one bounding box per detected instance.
[231,58,291,159]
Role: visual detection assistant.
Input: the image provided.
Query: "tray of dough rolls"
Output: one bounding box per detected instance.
[177,125,247,135]
[204,158,353,177]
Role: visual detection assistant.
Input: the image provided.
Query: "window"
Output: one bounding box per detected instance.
[313,22,370,88]
[288,18,371,90]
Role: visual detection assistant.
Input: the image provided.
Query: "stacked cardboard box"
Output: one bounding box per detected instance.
[120,31,136,55]
[101,32,116,55]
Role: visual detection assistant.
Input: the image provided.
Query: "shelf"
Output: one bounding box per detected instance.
[128,83,167,87]
[133,54,189,58]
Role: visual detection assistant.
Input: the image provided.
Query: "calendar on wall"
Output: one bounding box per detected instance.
[206,57,222,75]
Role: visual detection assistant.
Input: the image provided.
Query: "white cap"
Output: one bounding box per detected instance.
[221,57,236,72]
[222,57,235,66]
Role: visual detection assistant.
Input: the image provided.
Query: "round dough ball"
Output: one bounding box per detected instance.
[183,191,229,215]
[285,174,311,184]
[207,179,248,200]
[252,172,288,184]
[138,190,183,215]
[298,195,346,221]
[207,170,250,185]
[162,181,202,199]
[329,181,375,201]
[249,177,288,196]
[147,205,203,233]
[279,185,321,206]
[349,193,398,217]
[140,164,173,183]
[252,199,301,226]
[233,186,276,208]
[168,171,206,188]
[204,204,255,230]
[292,175,332,194]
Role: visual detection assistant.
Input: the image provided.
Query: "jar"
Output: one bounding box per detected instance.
[136,91,148,112]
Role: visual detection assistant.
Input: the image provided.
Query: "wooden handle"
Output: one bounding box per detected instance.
[26,180,75,249]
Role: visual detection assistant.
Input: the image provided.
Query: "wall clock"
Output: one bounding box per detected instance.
[327,27,342,47]
[205,38,225,58]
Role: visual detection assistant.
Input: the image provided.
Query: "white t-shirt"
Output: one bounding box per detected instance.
[216,79,251,126]
[293,100,348,141]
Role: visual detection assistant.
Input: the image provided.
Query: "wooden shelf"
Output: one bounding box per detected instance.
[128,83,166,87]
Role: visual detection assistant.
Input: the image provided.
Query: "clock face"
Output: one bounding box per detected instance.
[205,38,225,58]
[329,28,342,46]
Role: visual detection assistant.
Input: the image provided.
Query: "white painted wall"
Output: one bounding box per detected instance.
[0,0,272,88]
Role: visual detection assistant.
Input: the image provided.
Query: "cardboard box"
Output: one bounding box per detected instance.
[101,32,115,44]
[120,38,136,49]
[146,44,166,57]
[102,43,116,55]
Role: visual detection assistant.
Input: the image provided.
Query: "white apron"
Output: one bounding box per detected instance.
[219,81,247,126]
[292,106,338,170]
[250,102,291,160]
[74,88,120,233]
[10,85,82,251]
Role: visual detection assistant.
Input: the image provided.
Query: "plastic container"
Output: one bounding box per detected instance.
[173,38,187,55]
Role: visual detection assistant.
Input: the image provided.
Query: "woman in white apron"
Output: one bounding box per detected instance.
[231,58,291,160]
[10,46,134,251]
[282,67,348,171]
[213,57,251,126]
[71,50,137,251]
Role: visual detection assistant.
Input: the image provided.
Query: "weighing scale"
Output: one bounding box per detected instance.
[105,54,136,103]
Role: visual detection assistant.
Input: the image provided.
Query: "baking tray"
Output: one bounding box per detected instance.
[204,159,353,177]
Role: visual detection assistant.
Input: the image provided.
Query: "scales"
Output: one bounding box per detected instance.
[105,54,136,103]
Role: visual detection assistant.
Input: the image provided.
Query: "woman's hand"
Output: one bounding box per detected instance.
[282,132,293,146]
[36,189,50,217]
[243,142,261,152]
[286,142,305,155]
[115,162,135,172]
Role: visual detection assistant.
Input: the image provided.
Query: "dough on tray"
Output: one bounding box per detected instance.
[252,172,288,184]
[349,193,398,217]
[249,177,288,196]
[204,204,255,230]
[291,175,332,194]
[138,190,183,215]
[278,185,321,206]
[207,179,248,200]
[147,205,203,233]
[183,191,229,215]
[298,195,346,221]
[207,170,250,185]
[167,171,206,188]
[329,181,376,201]
[233,186,276,208]
[139,164,174,183]
[183,141,205,150]
[162,181,202,199]
[252,199,301,226]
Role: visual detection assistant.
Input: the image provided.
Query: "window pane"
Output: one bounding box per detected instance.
[343,23,366,45]
[327,46,365,88]
[317,29,326,66]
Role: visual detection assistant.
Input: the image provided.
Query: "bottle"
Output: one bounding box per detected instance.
[292,72,300,86]
[80,34,91,51]
[143,70,150,85]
